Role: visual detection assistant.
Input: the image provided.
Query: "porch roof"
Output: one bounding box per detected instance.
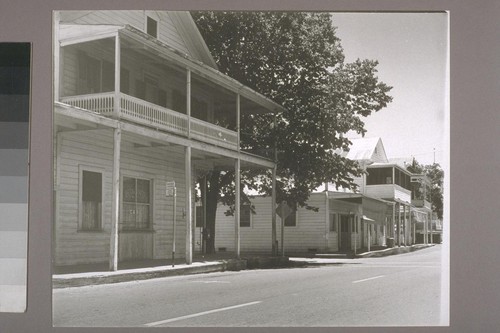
[58,23,286,116]
[54,102,275,170]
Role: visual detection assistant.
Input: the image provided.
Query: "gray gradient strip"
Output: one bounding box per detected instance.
[0,149,28,176]
[0,203,28,231]
[0,176,28,203]
[0,122,29,149]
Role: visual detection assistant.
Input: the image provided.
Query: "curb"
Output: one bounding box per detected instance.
[356,244,435,258]
[53,259,247,288]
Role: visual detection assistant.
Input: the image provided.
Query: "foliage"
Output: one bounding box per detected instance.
[407,159,444,219]
[191,11,393,252]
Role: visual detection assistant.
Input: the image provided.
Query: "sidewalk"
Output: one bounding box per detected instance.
[52,253,289,288]
[53,245,434,288]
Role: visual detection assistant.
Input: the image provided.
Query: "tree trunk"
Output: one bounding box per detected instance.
[204,171,221,254]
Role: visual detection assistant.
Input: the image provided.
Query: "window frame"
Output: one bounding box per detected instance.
[121,175,154,232]
[240,203,252,228]
[145,15,159,38]
[284,210,298,227]
[78,166,104,232]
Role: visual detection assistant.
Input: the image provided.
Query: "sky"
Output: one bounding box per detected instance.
[330,13,449,166]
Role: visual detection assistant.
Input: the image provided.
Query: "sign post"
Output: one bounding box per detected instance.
[276,201,293,257]
[166,181,176,267]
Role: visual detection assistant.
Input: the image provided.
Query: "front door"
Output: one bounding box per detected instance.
[339,214,351,251]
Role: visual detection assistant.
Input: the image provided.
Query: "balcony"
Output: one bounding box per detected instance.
[365,184,411,204]
[60,92,238,150]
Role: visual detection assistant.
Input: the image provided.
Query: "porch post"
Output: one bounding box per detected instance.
[413,211,416,245]
[235,158,241,259]
[185,146,192,264]
[114,34,121,118]
[271,114,277,255]
[403,204,407,246]
[186,69,191,137]
[202,176,207,254]
[109,126,121,271]
[367,222,371,252]
[397,203,401,247]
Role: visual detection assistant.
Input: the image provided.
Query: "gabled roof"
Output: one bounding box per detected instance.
[344,137,388,163]
[57,10,217,69]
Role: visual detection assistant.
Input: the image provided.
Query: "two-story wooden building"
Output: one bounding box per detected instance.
[53,11,282,270]
[209,137,433,255]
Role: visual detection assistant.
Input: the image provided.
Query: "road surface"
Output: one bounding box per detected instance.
[53,244,447,327]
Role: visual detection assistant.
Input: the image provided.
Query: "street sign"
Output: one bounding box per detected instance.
[166,181,176,196]
[276,202,293,219]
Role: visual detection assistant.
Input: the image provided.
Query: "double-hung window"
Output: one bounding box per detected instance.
[122,177,152,231]
[240,204,252,227]
[80,170,102,231]
[284,212,297,227]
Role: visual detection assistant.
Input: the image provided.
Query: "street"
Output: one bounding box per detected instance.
[53,245,446,327]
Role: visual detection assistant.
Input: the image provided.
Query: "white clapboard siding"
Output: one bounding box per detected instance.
[281,193,328,253]
[55,129,190,265]
[213,193,330,254]
[59,11,191,58]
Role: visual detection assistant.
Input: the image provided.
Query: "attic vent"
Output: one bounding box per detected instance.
[146,16,158,38]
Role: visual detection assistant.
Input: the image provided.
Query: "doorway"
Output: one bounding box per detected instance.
[339,214,351,251]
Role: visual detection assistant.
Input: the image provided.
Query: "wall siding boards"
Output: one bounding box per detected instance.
[55,128,189,266]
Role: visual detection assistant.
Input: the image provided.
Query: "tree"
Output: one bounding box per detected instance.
[407,159,444,219]
[192,11,393,253]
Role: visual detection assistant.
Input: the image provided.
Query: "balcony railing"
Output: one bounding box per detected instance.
[60,92,238,149]
[365,184,412,204]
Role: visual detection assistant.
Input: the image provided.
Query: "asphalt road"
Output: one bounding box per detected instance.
[53,245,446,327]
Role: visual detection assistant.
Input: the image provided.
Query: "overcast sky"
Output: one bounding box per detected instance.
[331,12,448,166]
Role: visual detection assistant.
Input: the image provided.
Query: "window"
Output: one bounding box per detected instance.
[284,211,297,227]
[135,74,167,108]
[120,67,130,94]
[366,167,393,185]
[195,206,204,228]
[240,204,251,227]
[77,52,115,94]
[146,16,158,38]
[329,213,337,232]
[122,177,152,230]
[80,170,102,231]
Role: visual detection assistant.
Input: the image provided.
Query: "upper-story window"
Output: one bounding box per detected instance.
[77,51,114,94]
[146,16,158,38]
[366,167,393,185]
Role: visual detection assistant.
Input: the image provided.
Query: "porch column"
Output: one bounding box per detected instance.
[403,204,407,246]
[109,126,121,271]
[271,114,277,255]
[186,69,191,137]
[413,212,416,245]
[367,222,371,252]
[235,158,241,259]
[383,218,387,246]
[397,203,401,247]
[114,34,121,118]
[185,146,192,264]
[202,176,207,253]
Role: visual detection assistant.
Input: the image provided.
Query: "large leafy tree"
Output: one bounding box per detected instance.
[407,159,444,219]
[192,11,393,253]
